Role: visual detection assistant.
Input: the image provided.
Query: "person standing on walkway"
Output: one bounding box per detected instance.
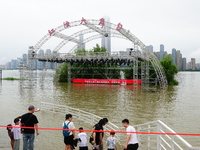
[93,119,107,150]
[122,119,139,150]
[12,118,21,150]
[106,132,116,150]
[7,124,14,150]
[63,114,76,150]
[21,105,39,150]
[78,127,88,150]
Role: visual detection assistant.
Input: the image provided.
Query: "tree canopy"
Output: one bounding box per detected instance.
[160,55,178,85]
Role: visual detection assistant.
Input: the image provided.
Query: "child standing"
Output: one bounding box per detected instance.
[106,132,117,150]
[78,127,88,150]
[11,118,21,150]
[7,124,14,150]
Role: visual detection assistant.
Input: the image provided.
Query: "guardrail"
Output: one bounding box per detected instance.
[40,102,199,150]
[39,102,122,144]
[133,120,199,150]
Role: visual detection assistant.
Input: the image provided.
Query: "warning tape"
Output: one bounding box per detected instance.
[1,125,200,136]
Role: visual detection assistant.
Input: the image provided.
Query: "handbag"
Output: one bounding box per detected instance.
[89,132,94,144]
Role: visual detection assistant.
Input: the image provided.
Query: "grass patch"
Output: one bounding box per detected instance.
[3,77,24,80]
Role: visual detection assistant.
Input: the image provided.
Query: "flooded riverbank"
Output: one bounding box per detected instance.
[0,70,200,149]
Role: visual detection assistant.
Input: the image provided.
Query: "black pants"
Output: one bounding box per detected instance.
[80,146,88,150]
[127,143,139,150]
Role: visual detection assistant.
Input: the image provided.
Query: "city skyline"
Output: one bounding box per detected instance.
[0,0,200,65]
[149,44,199,70]
[2,42,200,71]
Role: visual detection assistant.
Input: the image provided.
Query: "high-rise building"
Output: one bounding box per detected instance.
[196,63,200,70]
[191,58,196,70]
[156,52,160,60]
[180,54,183,70]
[37,50,45,70]
[159,44,164,60]
[101,17,111,53]
[176,50,182,70]
[147,45,153,52]
[45,49,51,55]
[11,59,18,69]
[22,54,28,66]
[164,51,168,57]
[172,48,176,65]
[182,57,187,71]
[78,33,85,50]
[187,62,190,70]
[5,62,11,69]
[45,49,54,69]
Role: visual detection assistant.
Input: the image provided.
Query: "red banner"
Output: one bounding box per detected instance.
[72,79,142,84]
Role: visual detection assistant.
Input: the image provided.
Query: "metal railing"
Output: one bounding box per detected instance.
[133,120,200,150]
[40,102,199,150]
[39,102,121,143]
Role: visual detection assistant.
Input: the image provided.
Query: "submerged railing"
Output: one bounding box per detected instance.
[40,102,199,150]
[39,102,121,142]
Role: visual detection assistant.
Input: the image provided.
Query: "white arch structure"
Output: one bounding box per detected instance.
[29,18,168,89]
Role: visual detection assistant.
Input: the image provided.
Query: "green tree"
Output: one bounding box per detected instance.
[75,49,87,56]
[93,44,106,53]
[160,55,178,85]
[54,63,68,82]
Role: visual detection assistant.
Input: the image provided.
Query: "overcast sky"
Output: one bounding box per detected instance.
[0,0,200,64]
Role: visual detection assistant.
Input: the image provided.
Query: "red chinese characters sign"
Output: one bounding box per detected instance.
[80,17,87,24]
[72,79,142,84]
[99,18,105,28]
[116,23,123,31]
[63,21,70,28]
[48,29,55,36]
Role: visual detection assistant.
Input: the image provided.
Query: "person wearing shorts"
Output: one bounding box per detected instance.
[63,114,76,150]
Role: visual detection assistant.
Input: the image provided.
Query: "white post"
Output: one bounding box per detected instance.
[138,126,142,150]
[171,135,175,150]
[157,121,161,150]
[148,124,151,150]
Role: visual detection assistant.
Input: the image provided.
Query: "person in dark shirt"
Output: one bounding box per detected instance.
[21,105,39,150]
[93,118,108,138]
[7,124,14,150]
[93,118,108,150]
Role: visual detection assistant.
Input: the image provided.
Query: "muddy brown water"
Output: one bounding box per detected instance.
[0,70,200,149]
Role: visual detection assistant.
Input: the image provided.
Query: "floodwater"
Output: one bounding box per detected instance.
[0,70,200,149]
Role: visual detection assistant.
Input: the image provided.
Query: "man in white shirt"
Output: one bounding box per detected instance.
[63,114,76,150]
[78,127,88,150]
[122,119,139,150]
[12,118,21,150]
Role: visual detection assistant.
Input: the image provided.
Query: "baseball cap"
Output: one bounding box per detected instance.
[28,105,35,110]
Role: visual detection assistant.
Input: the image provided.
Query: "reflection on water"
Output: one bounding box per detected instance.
[0,70,200,149]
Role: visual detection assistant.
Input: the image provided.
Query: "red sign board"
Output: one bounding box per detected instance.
[72,79,142,84]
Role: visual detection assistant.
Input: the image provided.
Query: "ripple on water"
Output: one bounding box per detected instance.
[1,70,200,148]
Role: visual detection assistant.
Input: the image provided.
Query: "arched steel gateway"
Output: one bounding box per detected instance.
[28,17,168,89]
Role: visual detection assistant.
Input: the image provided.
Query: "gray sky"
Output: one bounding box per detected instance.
[0,0,200,64]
